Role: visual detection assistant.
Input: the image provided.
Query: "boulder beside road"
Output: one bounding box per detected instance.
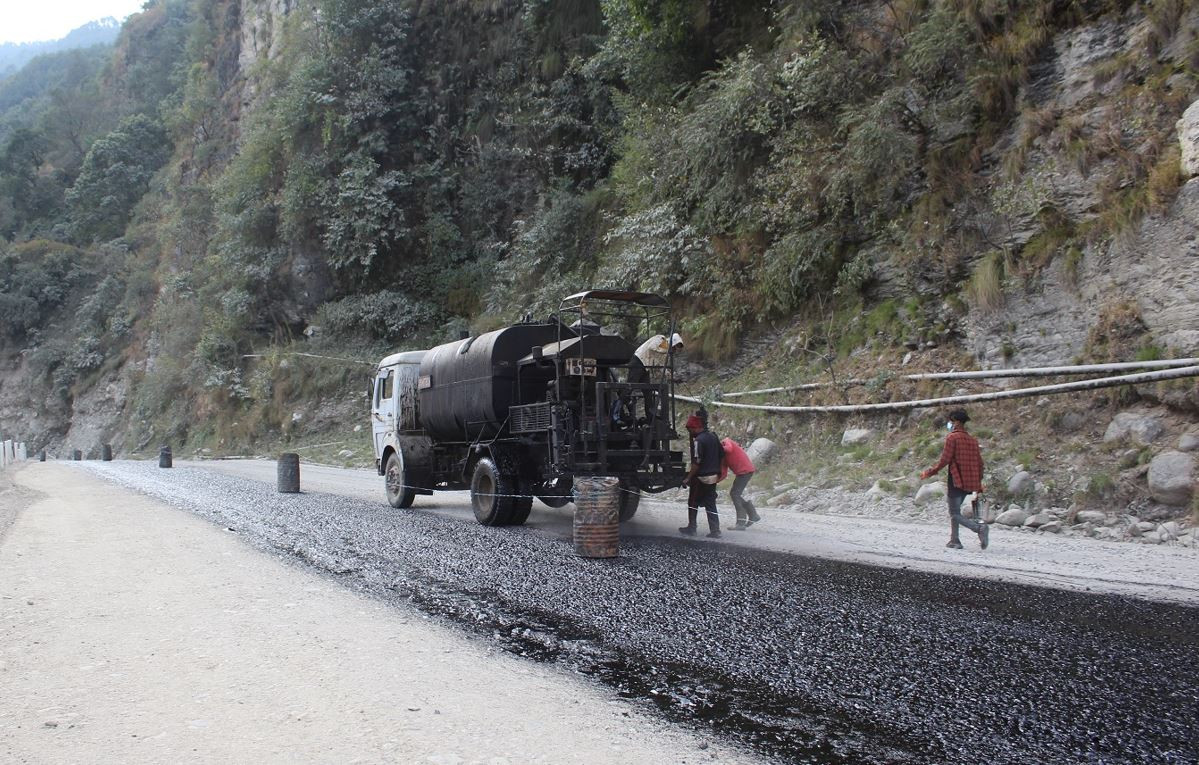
[995,507,1029,526]
[1024,512,1056,528]
[841,428,875,446]
[746,437,779,467]
[1103,412,1163,445]
[1179,98,1199,178]
[1147,451,1196,506]
[1007,470,1035,496]
[914,483,946,506]
[1075,510,1107,525]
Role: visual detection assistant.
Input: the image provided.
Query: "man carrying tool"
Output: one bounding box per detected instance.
[681,414,722,538]
[920,408,989,550]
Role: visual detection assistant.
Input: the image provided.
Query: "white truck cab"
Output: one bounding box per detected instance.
[371,350,426,506]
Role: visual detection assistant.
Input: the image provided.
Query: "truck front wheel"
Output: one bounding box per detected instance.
[470,457,518,526]
[385,452,416,509]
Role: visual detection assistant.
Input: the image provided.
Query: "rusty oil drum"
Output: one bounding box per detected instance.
[572,475,621,558]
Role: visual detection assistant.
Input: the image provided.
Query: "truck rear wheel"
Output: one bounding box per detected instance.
[618,484,640,522]
[509,494,533,526]
[471,457,517,526]
[385,452,416,509]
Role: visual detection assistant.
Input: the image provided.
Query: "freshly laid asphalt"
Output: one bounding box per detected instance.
[80,461,1198,764]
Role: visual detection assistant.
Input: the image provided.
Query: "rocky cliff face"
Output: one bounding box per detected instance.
[237,0,295,108]
[965,174,1199,368]
[957,7,1199,370]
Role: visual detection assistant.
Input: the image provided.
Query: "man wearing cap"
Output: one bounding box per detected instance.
[681,414,722,538]
[920,409,989,550]
[629,332,684,420]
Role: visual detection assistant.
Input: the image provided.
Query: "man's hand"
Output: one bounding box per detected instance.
[919,469,932,480]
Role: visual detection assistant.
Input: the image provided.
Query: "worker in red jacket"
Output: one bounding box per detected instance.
[720,437,761,530]
[920,408,989,550]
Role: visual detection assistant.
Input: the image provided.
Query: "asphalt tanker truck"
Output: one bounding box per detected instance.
[370,290,689,525]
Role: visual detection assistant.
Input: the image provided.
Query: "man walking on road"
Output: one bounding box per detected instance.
[720,437,761,530]
[920,408,989,550]
[681,414,722,538]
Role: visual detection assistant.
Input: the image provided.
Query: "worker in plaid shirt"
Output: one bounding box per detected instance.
[921,408,989,550]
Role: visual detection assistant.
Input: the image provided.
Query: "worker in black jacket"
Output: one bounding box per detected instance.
[680,414,722,538]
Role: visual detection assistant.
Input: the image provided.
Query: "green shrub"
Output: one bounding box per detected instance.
[1085,473,1115,497]
[317,291,441,342]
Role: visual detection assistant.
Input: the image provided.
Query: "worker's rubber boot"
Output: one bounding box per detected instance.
[731,521,748,531]
[947,517,964,549]
[705,508,721,538]
[679,505,699,536]
[979,524,990,550]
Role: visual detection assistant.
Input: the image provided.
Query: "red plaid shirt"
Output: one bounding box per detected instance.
[927,429,984,492]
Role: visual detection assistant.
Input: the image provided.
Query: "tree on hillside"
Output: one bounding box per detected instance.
[64,114,170,243]
[0,127,66,240]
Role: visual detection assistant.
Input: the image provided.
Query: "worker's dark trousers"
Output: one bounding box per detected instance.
[947,486,981,542]
[730,472,760,524]
[686,481,721,533]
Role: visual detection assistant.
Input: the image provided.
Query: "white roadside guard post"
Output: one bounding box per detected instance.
[1,441,8,468]
[18,442,26,460]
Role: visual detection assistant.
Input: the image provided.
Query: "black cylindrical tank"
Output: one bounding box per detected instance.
[419,323,561,441]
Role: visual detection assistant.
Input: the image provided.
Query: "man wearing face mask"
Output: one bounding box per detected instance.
[920,409,989,550]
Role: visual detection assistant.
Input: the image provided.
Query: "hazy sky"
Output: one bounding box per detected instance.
[1,0,145,44]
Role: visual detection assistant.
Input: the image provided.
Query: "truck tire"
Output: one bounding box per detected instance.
[618,484,640,522]
[509,494,533,526]
[470,457,516,526]
[385,452,416,509]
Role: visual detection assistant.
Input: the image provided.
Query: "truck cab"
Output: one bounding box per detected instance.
[370,350,429,508]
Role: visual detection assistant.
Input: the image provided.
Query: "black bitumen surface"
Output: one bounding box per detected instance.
[82,462,1199,764]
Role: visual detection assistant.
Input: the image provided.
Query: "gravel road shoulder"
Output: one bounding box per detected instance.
[0,464,755,764]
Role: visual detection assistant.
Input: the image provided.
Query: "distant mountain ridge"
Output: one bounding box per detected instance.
[0,18,121,77]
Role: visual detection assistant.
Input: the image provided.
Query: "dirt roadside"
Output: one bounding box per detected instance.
[0,464,756,764]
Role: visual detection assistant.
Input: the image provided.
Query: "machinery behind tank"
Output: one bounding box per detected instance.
[371,290,687,526]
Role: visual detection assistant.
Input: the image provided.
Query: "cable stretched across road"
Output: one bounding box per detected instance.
[677,364,1199,413]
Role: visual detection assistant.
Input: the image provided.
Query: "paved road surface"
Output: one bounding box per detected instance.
[189,459,1199,604]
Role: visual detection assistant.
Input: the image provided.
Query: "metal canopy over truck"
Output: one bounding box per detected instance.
[371,290,688,525]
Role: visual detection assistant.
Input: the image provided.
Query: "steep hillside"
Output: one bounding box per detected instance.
[0,0,1196,521]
